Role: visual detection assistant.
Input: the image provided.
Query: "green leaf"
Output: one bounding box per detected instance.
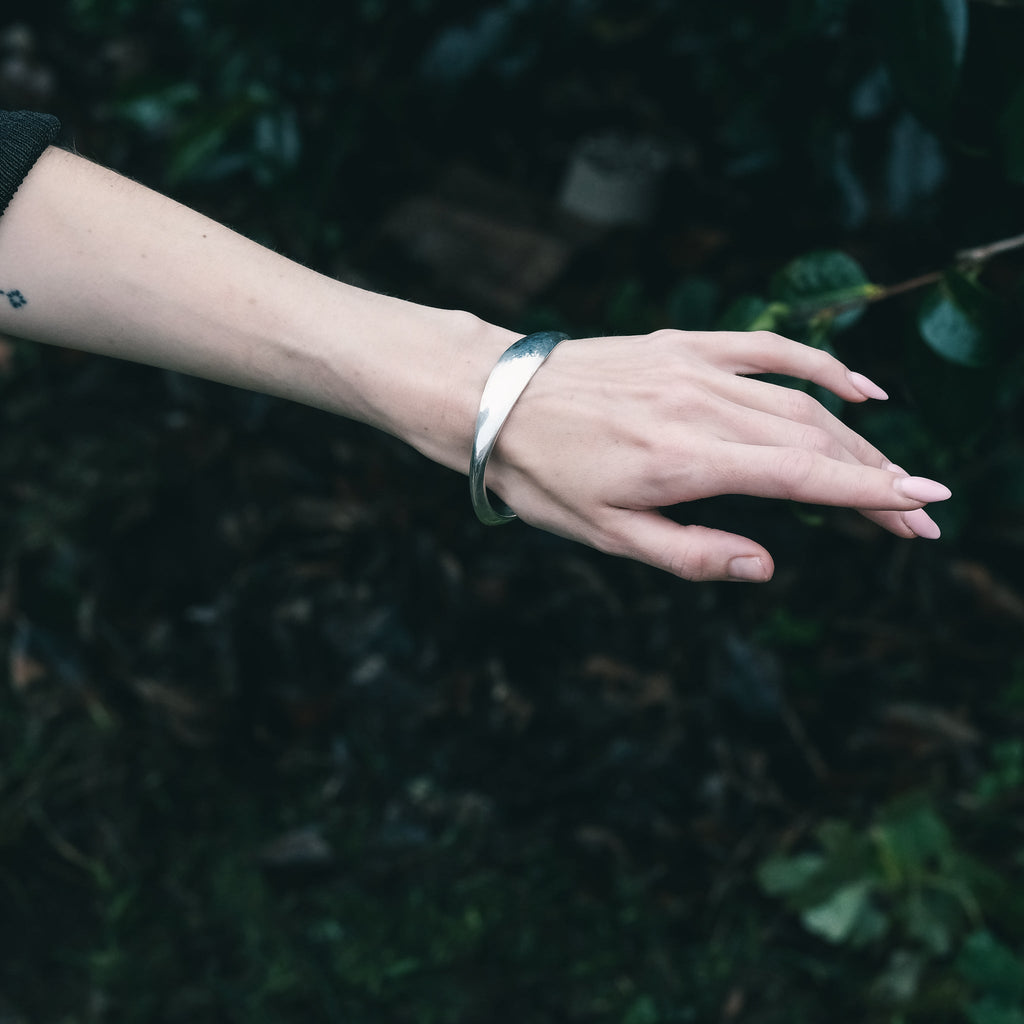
[957,931,1024,1004]
[873,949,927,1003]
[717,294,776,332]
[917,272,1000,368]
[966,1001,1024,1024]
[886,112,947,215]
[905,889,956,956]
[758,853,825,896]
[801,880,876,944]
[873,797,953,882]
[847,901,890,948]
[770,250,877,331]
[874,0,969,127]
[623,995,659,1024]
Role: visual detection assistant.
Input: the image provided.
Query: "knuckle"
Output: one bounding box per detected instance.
[782,388,822,421]
[812,346,844,372]
[590,518,634,559]
[749,329,789,351]
[593,518,714,581]
[649,327,682,344]
[777,447,818,496]
[664,545,712,581]
[804,346,846,383]
[798,424,840,457]
[639,441,674,484]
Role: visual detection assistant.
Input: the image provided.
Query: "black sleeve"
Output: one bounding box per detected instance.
[0,110,62,218]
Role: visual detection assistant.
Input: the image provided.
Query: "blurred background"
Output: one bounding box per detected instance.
[2,1,1024,1021]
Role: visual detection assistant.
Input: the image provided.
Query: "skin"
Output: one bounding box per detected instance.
[0,147,949,582]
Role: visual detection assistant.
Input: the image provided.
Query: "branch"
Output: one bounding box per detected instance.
[956,231,1024,263]
[788,231,1024,323]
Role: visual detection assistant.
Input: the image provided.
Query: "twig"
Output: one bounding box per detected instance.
[956,231,1024,263]
[787,231,1024,323]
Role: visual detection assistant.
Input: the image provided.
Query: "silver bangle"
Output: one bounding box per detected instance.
[470,330,570,525]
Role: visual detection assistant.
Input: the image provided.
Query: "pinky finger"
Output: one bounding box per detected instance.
[858,506,941,539]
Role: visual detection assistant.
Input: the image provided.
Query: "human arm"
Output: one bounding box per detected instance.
[0,140,949,582]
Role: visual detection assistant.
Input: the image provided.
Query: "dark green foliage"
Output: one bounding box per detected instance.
[917,270,1003,369]
[758,794,993,957]
[1000,81,1024,185]
[874,0,969,127]
[770,249,876,332]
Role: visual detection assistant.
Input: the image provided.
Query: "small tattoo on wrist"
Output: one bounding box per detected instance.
[0,289,28,309]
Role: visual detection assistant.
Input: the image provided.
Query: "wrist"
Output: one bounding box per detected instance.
[310,287,517,475]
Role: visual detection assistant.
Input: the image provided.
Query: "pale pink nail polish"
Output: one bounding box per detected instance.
[894,476,953,503]
[882,460,906,474]
[728,556,769,582]
[847,371,889,401]
[902,507,942,540]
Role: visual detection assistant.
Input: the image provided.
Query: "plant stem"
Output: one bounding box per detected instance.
[792,231,1024,323]
[956,231,1024,263]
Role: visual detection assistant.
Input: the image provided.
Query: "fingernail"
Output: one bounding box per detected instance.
[848,371,889,401]
[902,507,942,540]
[882,460,906,474]
[728,556,769,582]
[894,476,952,503]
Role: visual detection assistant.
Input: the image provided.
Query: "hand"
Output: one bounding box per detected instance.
[485,329,950,582]
[0,150,949,586]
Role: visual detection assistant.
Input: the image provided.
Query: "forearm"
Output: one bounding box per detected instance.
[0,147,516,472]
[0,143,952,582]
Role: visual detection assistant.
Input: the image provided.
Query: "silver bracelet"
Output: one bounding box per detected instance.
[470,330,570,525]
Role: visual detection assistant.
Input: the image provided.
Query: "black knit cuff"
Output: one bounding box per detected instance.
[0,110,62,218]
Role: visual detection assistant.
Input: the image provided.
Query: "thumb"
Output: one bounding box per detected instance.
[605,510,775,582]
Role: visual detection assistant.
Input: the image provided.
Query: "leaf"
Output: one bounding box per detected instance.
[847,900,890,948]
[874,797,953,882]
[957,931,1024,1004]
[967,1001,1024,1024]
[758,853,825,896]
[886,112,947,215]
[917,272,1000,368]
[770,250,877,331]
[623,995,659,1024]
[801,880,876,944]
[114,82,201,133]
[905,889,956,956]
[873,949,927,1003]
[874,0,969,126]
[716,295,775,332]
[771,250,869,303]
